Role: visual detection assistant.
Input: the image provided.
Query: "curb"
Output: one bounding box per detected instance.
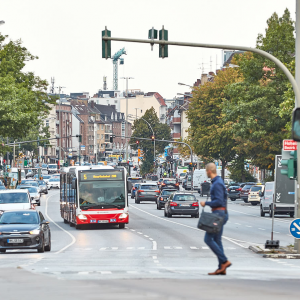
[263,254,300,259]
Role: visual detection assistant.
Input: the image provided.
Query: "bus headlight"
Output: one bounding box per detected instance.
[78,214,87,220]
[119,213,128,219]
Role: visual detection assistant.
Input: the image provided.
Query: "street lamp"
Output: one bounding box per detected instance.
[55,86,65,167]
[178,82,193,88]
[120,77,134,161]
[0,21,5,26]
[177,92,192,98]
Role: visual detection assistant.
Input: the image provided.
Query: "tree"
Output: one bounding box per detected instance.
[0,33,55,141]
[223,9,295,173]
[130,107,171,175]
[187,67,243,179]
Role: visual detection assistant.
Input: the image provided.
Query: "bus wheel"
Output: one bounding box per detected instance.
[75,224,81,229]
[119,224,125,229]
[64,219,69,224]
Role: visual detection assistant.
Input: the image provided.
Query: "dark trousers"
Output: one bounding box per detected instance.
[204,210,228,269]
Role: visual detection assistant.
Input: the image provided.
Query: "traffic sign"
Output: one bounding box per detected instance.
[283,140,297,151]
[290,218,300,239]
[81,145,86,151]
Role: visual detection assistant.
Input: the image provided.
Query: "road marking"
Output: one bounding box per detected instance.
[149,238,153,241]
[126,247,134,250]
[258,228,266,231]
[45,192,77,255]
[131,205,251,249]
[99,247,107,251]
[164,246,172,249]
[190,247,199,250]
[84,248,92,250]
[152,241,157,250]
[131,229,136,232]
[137,232,143,234]
[152,256,157,259]
[174,247,183,249]
[144,235,149,237]
[99,271,112,274]
[112,247,118,250]
[246,225,252,228]
[202,246,209,250]
[138,247,145,250]
[78,272,89,275]
[235,223,241,225]
[127,271,139,274]
[274,231,280,234]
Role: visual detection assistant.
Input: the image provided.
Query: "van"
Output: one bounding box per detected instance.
[260,182,274,217]
[248,184,265,206]
[0,190,32,211]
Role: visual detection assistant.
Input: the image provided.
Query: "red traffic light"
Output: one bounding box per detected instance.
[136,140,139,144]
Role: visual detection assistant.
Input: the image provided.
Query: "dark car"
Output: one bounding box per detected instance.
[0,210,51,253]
[157,189,177,210]
[164,192,199,218]
[160,178,179,190]
[131,183,141,199]
[135,183,160,204]
[240,183,256,203]
[227,185,241,201]
[127,177,143,191]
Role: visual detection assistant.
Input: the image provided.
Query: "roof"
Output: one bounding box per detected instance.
[146,92,166,106]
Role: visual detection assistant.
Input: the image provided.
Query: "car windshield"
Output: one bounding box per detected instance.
[162,190,176,196]
[164,180,176,184]
[229,186,239,189]
[140,185,157,190]
[38,180,46,185]
[19,187,38,193]
[180,173,185,177]
[243,185,253,190]
[22,181,38,187]
[173,195,196,201]
[0,211,38,224]
[250,186,263,192]
[48,165,57,169]
[43,175,51,179]
[0,193,29,204]
[50,178,60,182]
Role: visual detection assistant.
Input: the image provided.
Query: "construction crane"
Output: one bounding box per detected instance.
[112,47,126,91]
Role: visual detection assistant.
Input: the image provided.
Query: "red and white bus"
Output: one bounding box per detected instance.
[60,166,129,229]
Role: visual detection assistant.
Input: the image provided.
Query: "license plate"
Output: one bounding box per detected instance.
[180,204,190,207]
[251,196,256,198]
[98,220,109,223]
[110,219,116,222]
[7,239,23,243]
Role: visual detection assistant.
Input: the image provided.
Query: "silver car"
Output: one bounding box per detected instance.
[17,186,41,206]
[38,180,48,194]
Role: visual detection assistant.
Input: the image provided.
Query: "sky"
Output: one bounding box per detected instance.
[0,0,296,99]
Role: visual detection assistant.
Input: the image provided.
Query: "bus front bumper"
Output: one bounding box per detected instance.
[76,212,129,225]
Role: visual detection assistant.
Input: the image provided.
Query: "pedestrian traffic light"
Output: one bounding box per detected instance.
[76,134,82,143]
[151,135,155,143]
[281,150,297,179]
[136,140,139,145]
[102,27,111,59]
[159,26,168,58]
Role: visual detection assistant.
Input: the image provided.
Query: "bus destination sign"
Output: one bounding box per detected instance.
[81,171,123,181]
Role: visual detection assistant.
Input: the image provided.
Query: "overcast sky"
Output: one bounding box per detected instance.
[0,0,296,99]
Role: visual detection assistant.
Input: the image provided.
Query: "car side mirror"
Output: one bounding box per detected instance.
[259,191,262,197]
[41,220,50,225]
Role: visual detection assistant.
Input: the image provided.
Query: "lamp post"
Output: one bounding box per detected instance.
[120,77,134,161]
[56,86,65,168]
[134,107,142,119]
[0,21,5,26]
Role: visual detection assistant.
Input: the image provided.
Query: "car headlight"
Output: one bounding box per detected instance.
[119,213,128,219]
[78,214,87,220]
[29,229,40,235]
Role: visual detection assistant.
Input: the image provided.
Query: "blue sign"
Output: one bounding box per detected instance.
[81,145,85,151]
[290,218,300,239]
[164,149,168,157]
[118,156,122,161]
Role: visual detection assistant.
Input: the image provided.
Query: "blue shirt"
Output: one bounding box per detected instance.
[205,176,227,208]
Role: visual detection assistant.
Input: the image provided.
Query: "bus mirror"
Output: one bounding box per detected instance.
[292,107,300,142]
[72,178,77,190]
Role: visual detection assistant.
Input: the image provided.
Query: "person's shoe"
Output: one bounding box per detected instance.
[219,261,232,273]
[208,269,224,275]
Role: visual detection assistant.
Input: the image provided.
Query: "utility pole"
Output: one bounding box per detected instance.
[13,141,15,168]
[295,0,300,253]
[121,77,133,161]
[56,86,65,168]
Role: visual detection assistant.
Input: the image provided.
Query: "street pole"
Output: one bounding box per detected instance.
[13,141,15,167]
[296,0,300,253]
[57,86,65,168]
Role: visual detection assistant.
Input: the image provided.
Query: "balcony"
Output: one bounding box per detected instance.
[172,117,181,124]
[172,132,181,139]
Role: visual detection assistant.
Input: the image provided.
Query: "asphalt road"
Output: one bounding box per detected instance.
[0,188,300,299]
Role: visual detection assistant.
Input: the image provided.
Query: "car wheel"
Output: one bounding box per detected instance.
[45,234,51,252]
[230,198,236,201]
[119,224,125,229]
[251,203,257,206]
[260,206,265,217]
[46,190,48,194]
[0,249,6,253]
[157,203,161,210]
[135,199,140,204]
[64,219,69,224]
[167,211,172,218]
[37,201,41,207]
[70,222,75,227]
[290,213,294,218]
[75,224,82,229]
[164,210,167,217]
[195,213,199,218]
[131,194,134,199]
[243,199,248,203]
[37,236,45,253]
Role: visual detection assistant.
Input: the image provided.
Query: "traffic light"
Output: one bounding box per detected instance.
[159,26,168,58]
[136,140,139,145]
[102,27,111,59]
[151,135,155,143]
[110,135,115,143]
[76,134,82,143]
[281,150,297,179]
[188,162,193,171]
[64,162,68,167]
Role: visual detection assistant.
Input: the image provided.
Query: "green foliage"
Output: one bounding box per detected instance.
[130,107,171,175]
[0,33,55,140]
[228,158,256,183]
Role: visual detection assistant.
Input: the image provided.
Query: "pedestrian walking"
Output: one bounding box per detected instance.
[200,163,231,275]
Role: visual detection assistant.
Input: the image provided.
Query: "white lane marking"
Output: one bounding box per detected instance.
[152,241,157,251]
[131,229,136,232]
[99,247,107,251]
[131,205,250,249]
[164,246,172,249]
[99,271,112,274]
[78,272,89,275]
[154,260,160,264]
[235,223,241,225]
[174,247,183,249]
[137,232,143,234]
[126,247,134,250]
[127,271,139,274]
[149,238,153,241]
[152,256,157,259]
[190,247,199,250]
[246,225,252,228]
[45,192,76,255]
[144,235,149,237]
[138,247,145,250]
[258,228,266,231]
[274,231,280,234]
[202,246,209,250]
[84,248,92,250]
[112,247,118,250]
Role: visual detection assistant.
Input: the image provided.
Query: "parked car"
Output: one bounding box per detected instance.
[240,183,256,203]
[38,180,48,194]
[157,189,177,210]
[131,183,141,199]
[0,190,32,211]
[48,178,60,189]
[260,181,274,217]
[227,185,241,201]
[160,178,180,191]
[0,210,51,253]
[17,186,41,206]
[164,192,199,218]
[248,184,265,206]
[135,183,160,204]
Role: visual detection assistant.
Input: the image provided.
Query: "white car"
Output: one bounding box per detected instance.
[42,175,52,185]
[0,190,33,211]
[48,178,60,189]
[17,186,41,206]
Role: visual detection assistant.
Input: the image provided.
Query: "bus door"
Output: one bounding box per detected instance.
[68,173,77,224]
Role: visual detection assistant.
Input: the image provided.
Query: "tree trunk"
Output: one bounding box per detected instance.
[221,160,226,180]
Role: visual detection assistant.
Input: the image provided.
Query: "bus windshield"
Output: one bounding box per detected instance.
[78,170,126,209]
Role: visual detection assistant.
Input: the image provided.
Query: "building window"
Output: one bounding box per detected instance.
[97,134,100,139]
[101,125,104,130]
[101,134,104,139]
